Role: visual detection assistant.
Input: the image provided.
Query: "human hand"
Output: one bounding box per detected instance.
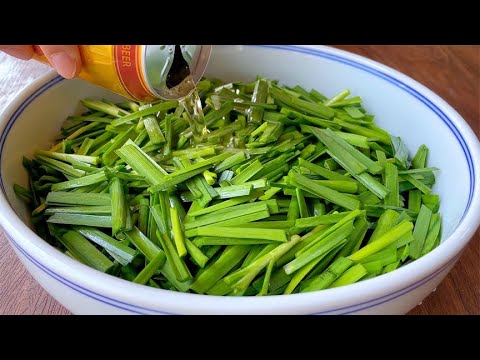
[0,45,82,79]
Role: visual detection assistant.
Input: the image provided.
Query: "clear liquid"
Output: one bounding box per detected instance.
[179,76,209,144]
[160,48,209,145]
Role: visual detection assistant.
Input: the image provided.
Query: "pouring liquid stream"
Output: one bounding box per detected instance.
[163,45,209,145]
[178,77,209,144]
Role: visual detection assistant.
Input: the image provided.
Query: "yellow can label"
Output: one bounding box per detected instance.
[113,45,156,101]
[33,45,158,102]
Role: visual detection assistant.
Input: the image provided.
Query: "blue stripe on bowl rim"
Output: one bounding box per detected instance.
[0,45,476,315]
[6,230,459,315]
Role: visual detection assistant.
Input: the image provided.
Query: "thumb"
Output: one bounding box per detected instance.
[39,45,82,79]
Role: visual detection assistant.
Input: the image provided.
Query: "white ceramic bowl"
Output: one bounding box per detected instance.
[1,45,479,315]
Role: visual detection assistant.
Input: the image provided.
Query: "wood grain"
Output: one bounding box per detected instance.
[0,46,478,315]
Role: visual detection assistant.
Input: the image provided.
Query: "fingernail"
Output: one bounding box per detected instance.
[50,52,77,79]
[3,47,32,60]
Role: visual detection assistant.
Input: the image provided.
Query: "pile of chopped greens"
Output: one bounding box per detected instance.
[14,77,442,295]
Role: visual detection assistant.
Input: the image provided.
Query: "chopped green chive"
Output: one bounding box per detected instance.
[170,206,187,257]
[421,212,442,256]
[44,205,112,215]
[110,100,178,127]
[16,77,442,296]
[348,221,413,262]
[185,202,269,229]
[289,171,360,210]
[384,162,399,207]
[74,226,136,264]
[328,263,367,288]
[116,140,167,186]
[143,115,165,145]
[191,246,250,294]
[61,230,114,272]
[409,205,433,259]
[47,213,112,228]
[46,191,111,206]
[412,144,428,169]
[284,220,353,275]
[295,211,355,229]
[408,190,422,212]
[110,177,129,236]
[186,226,287,242]
[368,209,400,244]
[193,237,276,246]
[301,257,354,292]
[133,250,167,285]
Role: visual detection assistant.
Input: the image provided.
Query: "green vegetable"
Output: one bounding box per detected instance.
[60,229,114,272]
[74,226,136,264]
[368,209,399,244]
[301,257,355,292]
[186,226,287,242]
[184,202,269,229]
[47,213,112,228]
[384,162,399,207]
[295,211,357,229]
[110,177,129,236]
[257,259,275,296]
[191,246,250,294]
[283,220,354,275]
[329,263,367,288]
[349,221,414,261]
[143,115,166,145]
[185,239,209,268]
[289,171,360,210]
[133,250,167,285]
[170,206,187,257]
[409,204,433,259]
[14,76,442,297]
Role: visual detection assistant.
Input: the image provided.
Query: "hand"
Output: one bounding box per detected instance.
[0,45,82,79]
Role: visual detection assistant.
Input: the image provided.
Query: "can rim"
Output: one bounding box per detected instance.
[142,45,212,100]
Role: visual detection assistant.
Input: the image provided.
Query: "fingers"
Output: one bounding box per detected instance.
[38,45,82,79]
[0,45,34,60]
[0,45,83,79]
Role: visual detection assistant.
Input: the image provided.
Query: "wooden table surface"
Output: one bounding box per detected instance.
[0,45,478,315]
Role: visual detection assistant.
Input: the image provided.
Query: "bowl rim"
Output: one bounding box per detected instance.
[1,45,479,314]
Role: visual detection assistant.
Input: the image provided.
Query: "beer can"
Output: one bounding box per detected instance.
[34,45,212,101]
